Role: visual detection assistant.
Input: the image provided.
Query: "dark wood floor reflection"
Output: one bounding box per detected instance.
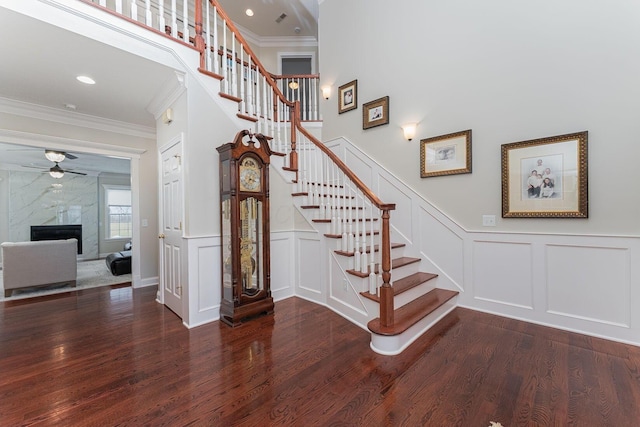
[1,285,639,426]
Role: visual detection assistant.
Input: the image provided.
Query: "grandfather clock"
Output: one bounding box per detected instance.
[217,130,274,326]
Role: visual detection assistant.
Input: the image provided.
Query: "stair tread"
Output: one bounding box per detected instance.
[360,272,438,302]
[324,230,379,239]
[335,242,404,257]
[346,256,420,278]
[367,289,459,336]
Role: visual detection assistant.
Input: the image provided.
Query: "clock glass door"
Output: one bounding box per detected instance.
[240,196,263,298]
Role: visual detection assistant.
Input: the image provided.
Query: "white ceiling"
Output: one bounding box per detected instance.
[218,0,318,38]
[0,2,318,175]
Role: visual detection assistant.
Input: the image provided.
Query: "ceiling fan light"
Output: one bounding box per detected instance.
[49,163,65,179]
[45,150,66,163]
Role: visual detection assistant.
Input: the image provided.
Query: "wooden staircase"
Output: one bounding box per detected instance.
[81,0,459,355]
[291,182,458,355]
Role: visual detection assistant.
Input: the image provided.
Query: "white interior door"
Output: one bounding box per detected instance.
[160,139,184,317]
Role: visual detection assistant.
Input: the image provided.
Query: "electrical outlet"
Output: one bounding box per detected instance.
[482,215,496,227]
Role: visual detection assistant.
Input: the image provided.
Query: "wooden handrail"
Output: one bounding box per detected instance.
[270,73,320,80]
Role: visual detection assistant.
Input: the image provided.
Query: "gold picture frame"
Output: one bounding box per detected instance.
[501,131,588,218]
[420,130,472,178]
[362,96,389,129]
[338,80,357,114]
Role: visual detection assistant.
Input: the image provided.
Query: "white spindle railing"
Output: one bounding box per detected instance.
[272,74,320,122]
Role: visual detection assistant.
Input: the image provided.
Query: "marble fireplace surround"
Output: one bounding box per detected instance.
[8,171,99,260]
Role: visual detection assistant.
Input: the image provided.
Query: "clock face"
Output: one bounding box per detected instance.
[239,158,261,192]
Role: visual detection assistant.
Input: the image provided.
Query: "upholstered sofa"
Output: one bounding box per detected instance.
[1,239,77,297]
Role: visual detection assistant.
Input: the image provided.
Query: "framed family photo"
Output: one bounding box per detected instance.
[362,96,389,129]
[338,80,357,114]
[501,131,588,218]
[420,129,472,178]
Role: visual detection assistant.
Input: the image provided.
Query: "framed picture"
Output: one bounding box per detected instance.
[338,80,357,114]
[362,96,389,129]
[420,130,472,178]
[501,131,588,218]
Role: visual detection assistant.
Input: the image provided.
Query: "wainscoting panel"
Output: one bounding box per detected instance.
[342,145,374,189]
[419,207,465,290]
[271,232,295,301]
[295,232,323,301]
[546,244,630,327]
[328,251,369,327]
[185,236,220,328]
[379,175,414,245]
[472,240,534,309]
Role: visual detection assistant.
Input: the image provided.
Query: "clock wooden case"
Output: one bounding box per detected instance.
[217,130,274,326]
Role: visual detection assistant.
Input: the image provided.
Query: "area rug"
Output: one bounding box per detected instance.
[0,259,132,301]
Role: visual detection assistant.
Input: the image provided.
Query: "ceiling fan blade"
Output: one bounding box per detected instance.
[20,164,48,170]
[66,170,87,176]
[64,152,78,160]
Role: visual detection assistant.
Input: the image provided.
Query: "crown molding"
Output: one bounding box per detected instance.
[234,23,318,49]
[0,97,156,140]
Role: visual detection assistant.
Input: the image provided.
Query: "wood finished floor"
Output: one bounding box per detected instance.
[1,285,639,426]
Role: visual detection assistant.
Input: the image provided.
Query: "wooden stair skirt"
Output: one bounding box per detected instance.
[367,289,459,356]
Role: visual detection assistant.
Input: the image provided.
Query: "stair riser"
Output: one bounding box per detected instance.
[393,281,437,310]
[369,296,458,356]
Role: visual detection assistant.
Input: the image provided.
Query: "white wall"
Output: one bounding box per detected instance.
[318,0,640,235]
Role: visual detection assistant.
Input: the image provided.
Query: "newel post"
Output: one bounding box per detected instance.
[289,101,299,171]
[194,0,205,69]
[379,209,394,327]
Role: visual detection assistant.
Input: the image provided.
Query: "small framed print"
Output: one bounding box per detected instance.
[338,80,357,114]
[420,130,472,178]
[501,131,588,218]
[362,96,389,130]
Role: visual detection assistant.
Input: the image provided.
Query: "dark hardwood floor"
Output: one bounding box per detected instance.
[1,285,639,426]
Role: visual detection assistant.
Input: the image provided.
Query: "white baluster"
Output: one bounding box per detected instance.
[182,0,189,43]
[145,0,152,26]
[360,199,368,274]
[318,152,325,220]
[131,0,138,21]
[158,0,166,33]
[341,173,348,252]
[115,0,122,14]
[170,0,177,37]
[222,20,228,93]
[353,191,360,271]
[212,6,219,75]
[99,0,106,7]
[335,168,342,236]
[239,46,245,113]
[231,34,237,97]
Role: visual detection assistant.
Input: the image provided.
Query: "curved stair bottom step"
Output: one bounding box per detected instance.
[369,295,458,356]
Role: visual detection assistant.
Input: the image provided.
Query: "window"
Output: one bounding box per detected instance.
[105,186,132,239]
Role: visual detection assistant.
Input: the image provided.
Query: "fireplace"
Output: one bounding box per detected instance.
[30,225,83,254]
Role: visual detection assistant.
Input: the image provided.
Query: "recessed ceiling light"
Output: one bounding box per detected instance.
[245,9,254,17]
[76,75,96,85]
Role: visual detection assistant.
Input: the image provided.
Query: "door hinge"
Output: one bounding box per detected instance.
[174,154,182,165]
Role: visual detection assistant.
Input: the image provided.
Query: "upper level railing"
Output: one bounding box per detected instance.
[82,0,397,328]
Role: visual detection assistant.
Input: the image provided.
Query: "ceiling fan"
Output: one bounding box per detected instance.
[20,162,87,178]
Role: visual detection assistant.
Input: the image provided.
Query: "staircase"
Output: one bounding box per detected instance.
[79,0,459,355]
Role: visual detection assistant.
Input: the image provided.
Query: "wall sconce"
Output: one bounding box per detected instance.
[402,123,417,141]
[162,108,173,125]
[322,86,331,100]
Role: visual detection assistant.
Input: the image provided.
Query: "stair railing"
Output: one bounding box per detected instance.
[270,73,321,122]
[80,0,397,328]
